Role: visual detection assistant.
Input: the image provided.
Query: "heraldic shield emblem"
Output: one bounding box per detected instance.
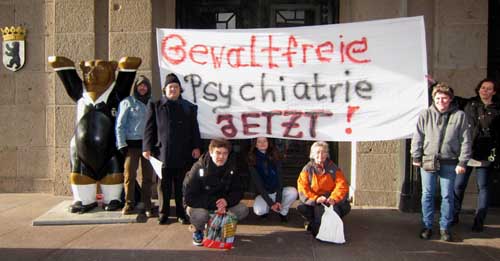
[1,26,26,72]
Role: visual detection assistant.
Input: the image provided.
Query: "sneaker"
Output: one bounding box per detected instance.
[419,228,432,240]
[440,229,452,242]
[304,221,311,231]
[145,210,154,218]
[192,230,204,246]
[178,217,189,225]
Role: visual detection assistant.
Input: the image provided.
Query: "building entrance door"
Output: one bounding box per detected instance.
[176,0,341,191]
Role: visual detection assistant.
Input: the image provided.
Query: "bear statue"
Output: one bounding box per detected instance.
[48,55,141,214]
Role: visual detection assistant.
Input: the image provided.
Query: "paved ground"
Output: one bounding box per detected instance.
[0,193,499,261]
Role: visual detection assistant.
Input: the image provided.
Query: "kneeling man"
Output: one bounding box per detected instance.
[183,138,249,246]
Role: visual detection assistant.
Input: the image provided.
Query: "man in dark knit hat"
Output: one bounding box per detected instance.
[143,73,202,225]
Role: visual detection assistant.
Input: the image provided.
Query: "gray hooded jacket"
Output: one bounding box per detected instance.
[411,104,472,167]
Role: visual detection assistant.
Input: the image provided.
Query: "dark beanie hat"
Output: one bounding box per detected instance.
[164,73,182,90]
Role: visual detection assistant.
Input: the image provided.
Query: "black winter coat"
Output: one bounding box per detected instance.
[183,153,243,210]
[142,96,201,168]
[464,96,500,161]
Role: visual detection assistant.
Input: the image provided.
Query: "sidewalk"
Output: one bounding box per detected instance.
[0,193,499,261]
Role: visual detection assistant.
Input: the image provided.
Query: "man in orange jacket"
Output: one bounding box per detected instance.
[297,141,351,237]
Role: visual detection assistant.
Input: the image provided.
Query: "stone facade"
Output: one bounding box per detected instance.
[339,0,488,207]
[0,0,488,208]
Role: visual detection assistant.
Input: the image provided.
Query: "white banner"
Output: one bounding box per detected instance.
[156,16,428,141]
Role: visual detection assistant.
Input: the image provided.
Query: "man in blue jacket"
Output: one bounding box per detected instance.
[116,75,154,216]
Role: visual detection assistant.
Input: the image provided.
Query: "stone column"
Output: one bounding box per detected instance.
[49,0,96,195]
[109,0,153,83]
[432,1,488,209]
[340,0,408,207]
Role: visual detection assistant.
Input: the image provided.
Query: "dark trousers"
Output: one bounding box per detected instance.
[158,167,186,218]
[454,166,490,222]
[124,147,153,210]
[297,199,350,236]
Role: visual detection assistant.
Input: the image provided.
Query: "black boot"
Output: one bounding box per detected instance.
[80,202,98,213]
[158,214,169,225]
[451,214,459,226]
[472,216,484,232]
[69,201,83,213]
[104,200,123,211]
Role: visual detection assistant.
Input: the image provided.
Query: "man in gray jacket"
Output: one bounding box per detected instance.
[411,83,471,242]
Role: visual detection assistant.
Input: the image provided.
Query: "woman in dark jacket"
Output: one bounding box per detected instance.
[247,137,297,222]
[454,78,500,232]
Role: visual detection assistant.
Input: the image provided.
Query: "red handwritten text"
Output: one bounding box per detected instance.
[216,110,334,138]
[161,34,371,69]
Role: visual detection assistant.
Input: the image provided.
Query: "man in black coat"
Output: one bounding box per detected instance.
[142,73,201,225]
[183,138,249,246]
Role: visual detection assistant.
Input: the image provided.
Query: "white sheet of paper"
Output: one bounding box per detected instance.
[149,157,163,179]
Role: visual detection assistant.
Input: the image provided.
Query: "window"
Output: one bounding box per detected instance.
[216,12,236,29]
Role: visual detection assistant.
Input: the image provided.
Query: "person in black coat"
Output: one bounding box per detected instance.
[453,78,500,232]
[142,73,201,225]
[183,138,249,246]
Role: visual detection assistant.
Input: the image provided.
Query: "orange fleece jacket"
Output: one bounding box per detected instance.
[297,167,349,203]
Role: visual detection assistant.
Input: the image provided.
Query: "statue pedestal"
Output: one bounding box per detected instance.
[32,200,139,226]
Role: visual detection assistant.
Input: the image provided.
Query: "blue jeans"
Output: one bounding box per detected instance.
[420,164,456,230]
[454,166,489,222]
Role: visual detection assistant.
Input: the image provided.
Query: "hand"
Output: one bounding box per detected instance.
[316,196,327,204]
[412,161,421,167]
[142,151,151,160]
[456,165,466,175]
[216,198,227,213]
[192,148,201,159]
[48,56,75,68]
[271,202,281,213]
[118,57,142,70]
[326,198,336,205]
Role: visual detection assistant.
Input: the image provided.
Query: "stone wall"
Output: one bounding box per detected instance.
[432,0,488,97]
[0,0,52,193]
[339,0,487,207]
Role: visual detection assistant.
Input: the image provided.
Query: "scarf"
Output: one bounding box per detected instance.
[255,150,279,192]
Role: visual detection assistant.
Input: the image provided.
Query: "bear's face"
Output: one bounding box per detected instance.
[80,60,118,101]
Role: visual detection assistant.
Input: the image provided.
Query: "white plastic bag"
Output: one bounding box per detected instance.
[315,204,346,244]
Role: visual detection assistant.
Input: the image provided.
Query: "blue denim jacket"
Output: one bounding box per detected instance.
[115,96,149,149]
